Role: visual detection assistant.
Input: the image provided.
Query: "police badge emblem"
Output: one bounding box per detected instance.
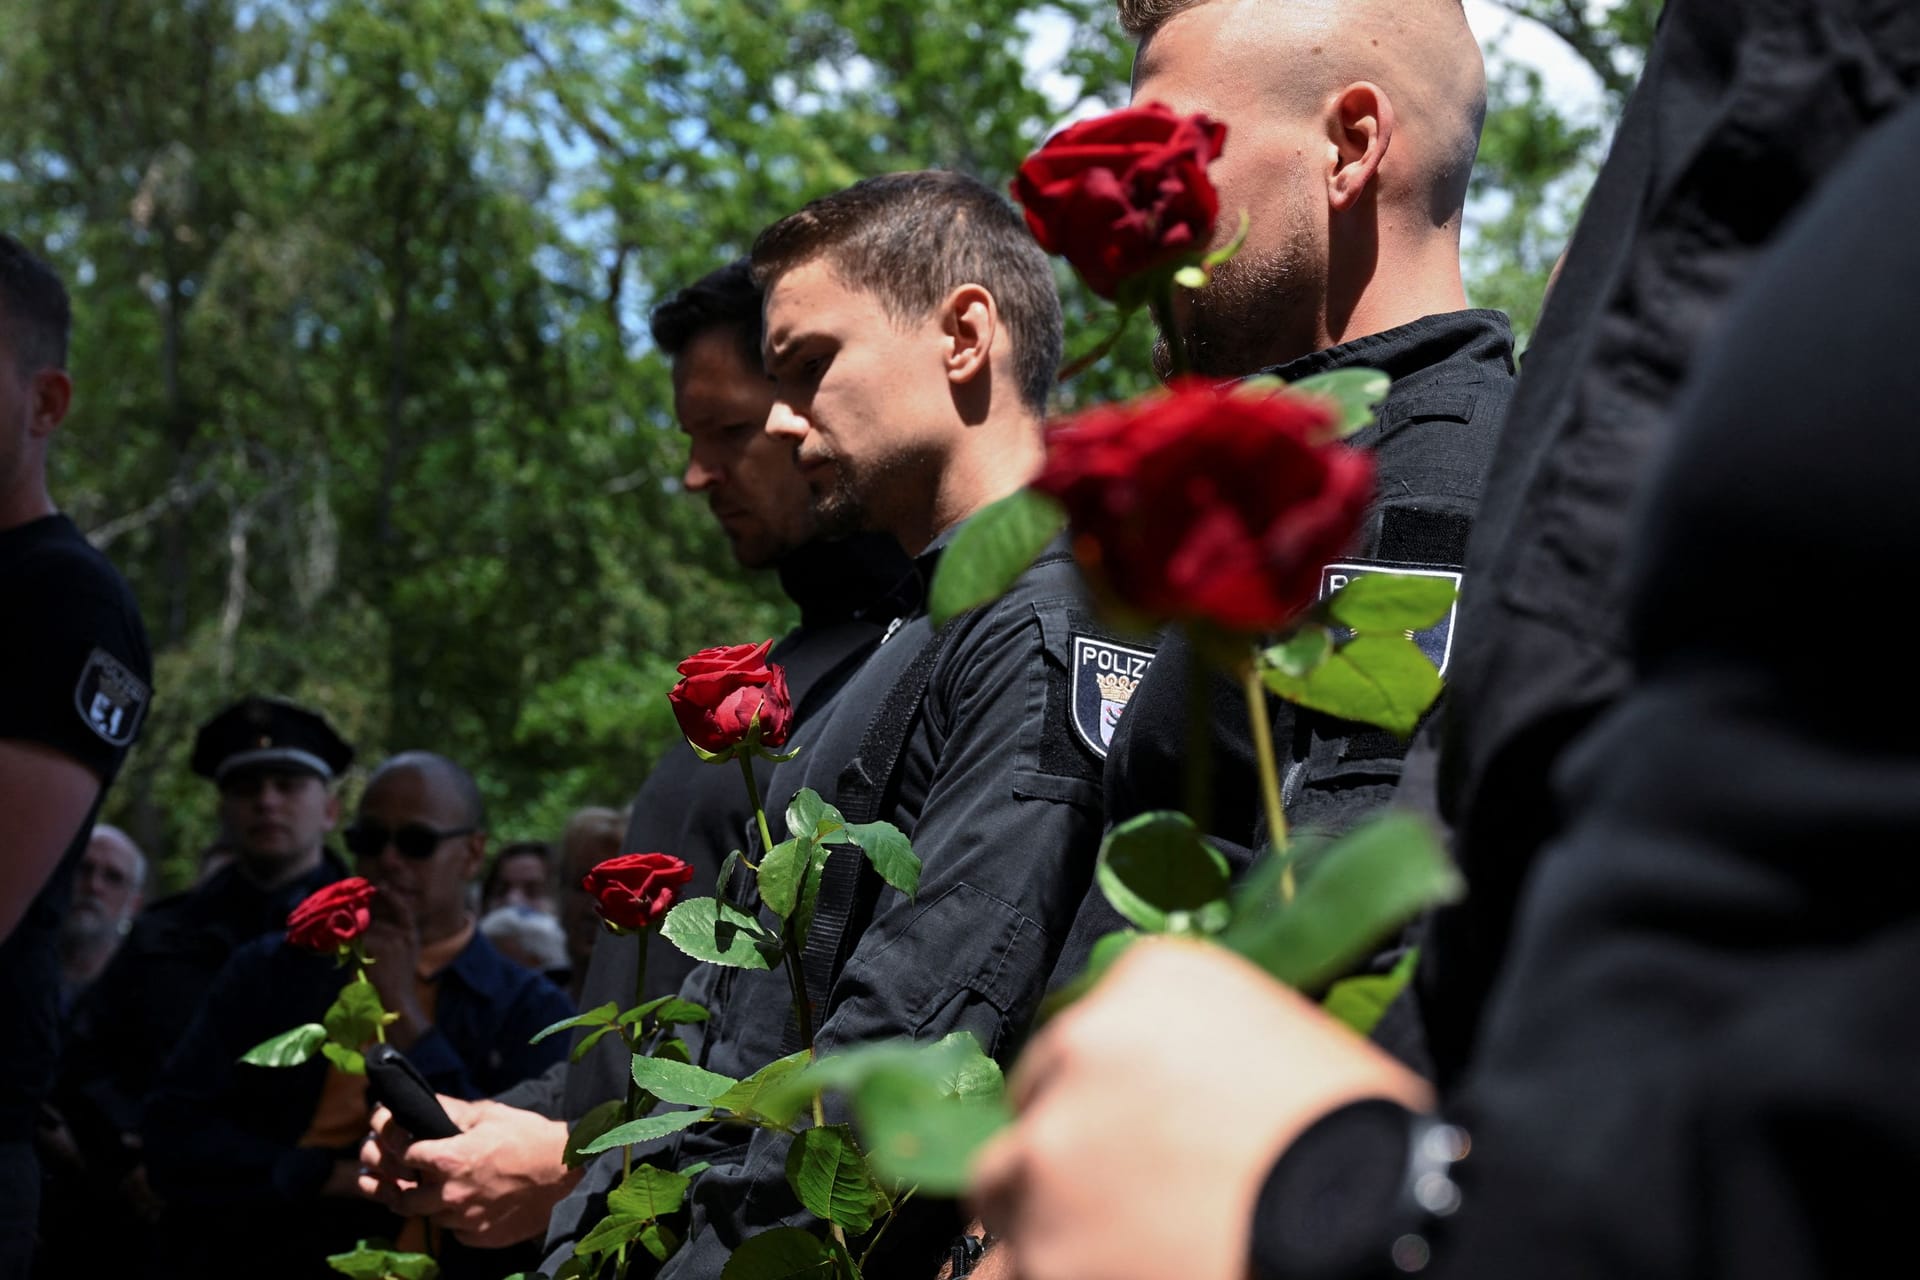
[1319,560,1464,675]
[1071,636,1154,758]
[73,647,149,747]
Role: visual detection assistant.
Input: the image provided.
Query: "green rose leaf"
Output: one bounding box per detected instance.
[855,1069,1011,1194]
[786,789,844,844]
[564,1099,628,1168]
[716,848,744,901]
[1290,367,1390,439]
[927,488,1067,628]
[326,1243,439,1280]
[1261,633,1443,737]
[1322,949,1421,1037]
[712,1050,813,1128]
[840,820,920,900]
[931,1030,1005,1100]
[239,1022,327,1068]
[1324,574,1458,633]
[785,1124,892,1235]
[758,836,807,921]
[323,978,393,1051]
[568,1024,621,1064]
[321,1042,366,1075]
[662,897,781,971]
[719,1226,839,1280]
[1267,625,1332,679]
[1094,811,1232,935]
[576,1107,714,1156]
[606,1163,693,1222]
[650,998,710,1028]
[639,1220,681,1263]
[531,1001,620,1045]
[630,1056,740,1107]
[1222,813,1462,991]
[654,1036,693,1065]
[575,1213,649,1260]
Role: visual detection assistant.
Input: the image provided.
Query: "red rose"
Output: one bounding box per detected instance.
[1012,102,1228,301]
[669,640,794,757]
[582,853,695,932]
[1032,381,1375,633]
[286,877,376,954]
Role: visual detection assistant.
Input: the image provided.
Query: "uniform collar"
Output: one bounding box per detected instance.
[776,531,916,628]
[1259,310,1515,386]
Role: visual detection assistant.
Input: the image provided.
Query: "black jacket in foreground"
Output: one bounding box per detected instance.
[1253,59,1920,1280]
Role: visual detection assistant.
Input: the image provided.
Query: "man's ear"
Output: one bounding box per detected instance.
[942,284,998,388]
[28,369,71,440]
[322,791,341,834]
[463,833,488,882]
[1325,81,1394,214]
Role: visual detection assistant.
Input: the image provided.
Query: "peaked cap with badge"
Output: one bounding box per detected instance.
[190,696,355,784]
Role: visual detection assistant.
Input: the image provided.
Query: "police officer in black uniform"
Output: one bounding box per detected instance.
[355,262,911,1250]
[1052,0,1515,1006]
[58,697,353,1213]
[541,170,1112,1278]
[0,234,151,1279]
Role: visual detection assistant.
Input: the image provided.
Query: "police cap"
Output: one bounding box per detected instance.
[190,696,354,784]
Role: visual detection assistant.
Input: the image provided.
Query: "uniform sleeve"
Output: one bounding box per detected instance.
[658,587,1118,1277]
[0,556,150,780]
[491,1058,568,1117]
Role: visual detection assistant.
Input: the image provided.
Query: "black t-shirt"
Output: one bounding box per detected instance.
[0,512,151,1140]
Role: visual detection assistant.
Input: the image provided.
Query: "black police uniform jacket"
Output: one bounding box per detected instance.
[1253,82,1920,1280]
[547,526,1127,1277]
[1052,309,1515,992]
[493,533,910,1128]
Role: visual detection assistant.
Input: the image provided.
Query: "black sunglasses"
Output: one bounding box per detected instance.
[344,821,474,862]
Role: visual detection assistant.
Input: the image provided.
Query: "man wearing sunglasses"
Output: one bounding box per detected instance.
[55,696,356,1251]
[143,751,573,1280]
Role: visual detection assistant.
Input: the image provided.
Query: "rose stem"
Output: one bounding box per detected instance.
[1241,657,1294,903]
[617,925,653,1266]
[1151,276,1189,379]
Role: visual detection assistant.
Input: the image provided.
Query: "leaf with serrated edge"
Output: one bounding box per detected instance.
[575,1213,649,1259]
[565,1099,627,1168]
[606,1164,692,1221]
[762,1034,991,1125]
[1222,814,1461,991]
[1267,625,1332,679]
[577,1108,714,1155]
[630,1056,739,1106]
[758,836,806,920]
[927,489,1066,628]
[713,1050,812,1127]
[1291,367,1389,439]
[533,1001,619,1044]
[1324,574,1457,633]
[785,1124,891,1234]
[569,1023,620,1064]
[661,897,779,970]
[240,1022,326,1068]
[855,1070,1011,1194]
[840,820,919,899]
[325,1244,438,1280]
[718,1226,838,1280]
[1262,633,1442,737]
[785,789,841,844]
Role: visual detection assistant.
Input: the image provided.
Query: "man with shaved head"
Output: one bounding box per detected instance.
[1052,0,1516,1035]
[143,751,572,1280]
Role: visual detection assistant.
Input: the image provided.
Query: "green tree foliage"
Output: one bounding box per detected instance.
[0,0,1650,887]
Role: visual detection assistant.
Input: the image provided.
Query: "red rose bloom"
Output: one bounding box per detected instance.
[1032,381,1375,633]
[1012,102,1228,301]
[582,853,696,932]
[669,640,794,757]
[286,877,376,954]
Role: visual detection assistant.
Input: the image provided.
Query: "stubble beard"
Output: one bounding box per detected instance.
[1152,230,1321,381]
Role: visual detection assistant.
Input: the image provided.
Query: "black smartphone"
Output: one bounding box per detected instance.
[363,1042,461,1140]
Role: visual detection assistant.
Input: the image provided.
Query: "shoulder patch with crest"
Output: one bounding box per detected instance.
[1070,636,1154,759]
[1320,561,1463,676]
[73,648,149,747]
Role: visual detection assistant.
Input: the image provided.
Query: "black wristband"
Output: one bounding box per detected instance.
[1248,1100,1466,1280]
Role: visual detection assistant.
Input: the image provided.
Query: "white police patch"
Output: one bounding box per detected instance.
[1320,561,1463,676]
[1071,636,1154,759]
[73,648,149,748]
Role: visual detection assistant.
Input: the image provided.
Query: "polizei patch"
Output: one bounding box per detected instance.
[1071,636,1154,758]
[1319,561,1464,676]
[73,648,149,747]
